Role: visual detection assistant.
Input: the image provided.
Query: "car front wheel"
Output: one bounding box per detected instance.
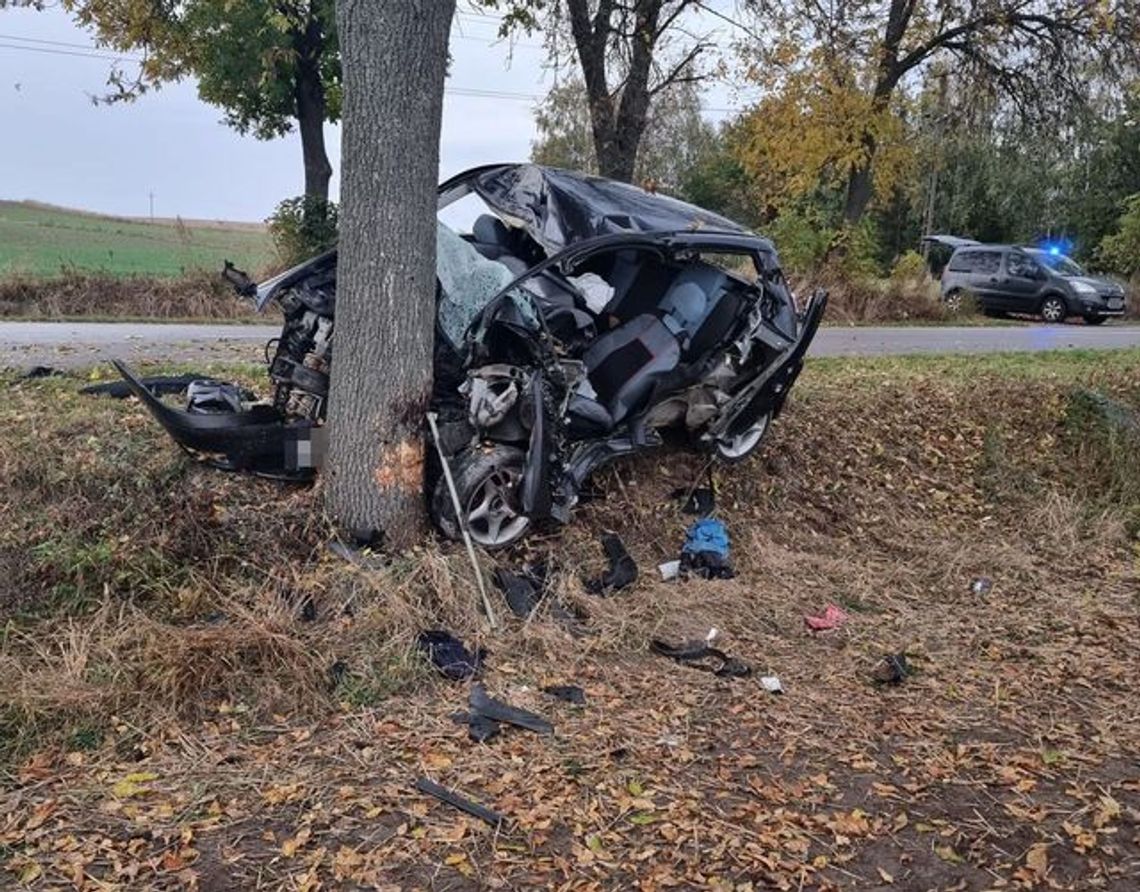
[715,412,772,463]
[1040,295,1068,323]
[431,445,530,549]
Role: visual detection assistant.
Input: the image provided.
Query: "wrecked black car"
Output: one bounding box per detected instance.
[114,164,825,548]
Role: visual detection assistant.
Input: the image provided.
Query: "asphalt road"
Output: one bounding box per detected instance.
[2,320,1139,371]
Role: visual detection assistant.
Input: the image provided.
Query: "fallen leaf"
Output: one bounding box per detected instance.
[1025,843,1048,876]
[281,826,312,857]
[877,866,895,883]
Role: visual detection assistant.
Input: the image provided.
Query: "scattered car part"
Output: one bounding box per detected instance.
[449,711,501,743]
[14,365,63,382]
[584,533,638,594]
[650,638,752,678]
[81,372,226,399]
[414,777,504,827]
[542,684,586,705]
[417,631,485,681]
[117,164,826,546]
[871,653,911,685]
[468,682,553,735]
[492,562,549,618]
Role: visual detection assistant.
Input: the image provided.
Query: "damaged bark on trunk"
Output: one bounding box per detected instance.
[326,0,454,548]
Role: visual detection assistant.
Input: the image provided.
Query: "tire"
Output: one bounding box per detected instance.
[430,445,530,549]
[1040,294,1068,324]
[944,289,964,313]
[1084,315,1107,326]
[714,411,772,463]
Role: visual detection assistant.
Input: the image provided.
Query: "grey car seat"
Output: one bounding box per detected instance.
[572,314,682,429]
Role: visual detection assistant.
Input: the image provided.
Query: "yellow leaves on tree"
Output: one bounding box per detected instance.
[733,52,916,213]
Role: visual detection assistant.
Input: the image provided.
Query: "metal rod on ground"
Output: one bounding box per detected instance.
[426,411,497,629]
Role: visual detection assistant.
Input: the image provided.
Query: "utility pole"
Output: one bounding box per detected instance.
[149,191,155,222]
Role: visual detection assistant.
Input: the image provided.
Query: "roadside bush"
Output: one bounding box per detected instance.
[267,195,339,267]
[1098,193,1140,277]
[890,249,928,285]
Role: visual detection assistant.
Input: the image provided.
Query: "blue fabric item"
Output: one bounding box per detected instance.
[682,518,730,558]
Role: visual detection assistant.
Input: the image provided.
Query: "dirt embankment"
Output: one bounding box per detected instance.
[1,353,1138,890]
[0,273,261,320]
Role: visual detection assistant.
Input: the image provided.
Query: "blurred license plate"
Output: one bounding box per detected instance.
[1108,298,1123,309]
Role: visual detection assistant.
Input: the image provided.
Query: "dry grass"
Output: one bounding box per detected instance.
[794,271,959,324]
[0,272,263,321]
[1,352,1139,889]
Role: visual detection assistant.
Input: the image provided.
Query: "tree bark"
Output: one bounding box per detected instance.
[327,0,454,549]
[295,13,334,201]
[566,0,665,183]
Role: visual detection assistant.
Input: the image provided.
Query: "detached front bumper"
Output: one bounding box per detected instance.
[112,360,325,475]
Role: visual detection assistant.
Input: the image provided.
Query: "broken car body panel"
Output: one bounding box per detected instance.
[117,163,826,546]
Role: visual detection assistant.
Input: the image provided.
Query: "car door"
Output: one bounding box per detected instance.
[1003,250,1043,313]
[968,250,1003,308]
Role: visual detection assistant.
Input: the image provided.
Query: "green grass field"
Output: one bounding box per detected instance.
[0,201,276,277]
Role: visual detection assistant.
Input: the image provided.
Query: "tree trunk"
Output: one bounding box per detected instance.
[295,17,333,201]
[841,152,876,227]
[326,0,454,549]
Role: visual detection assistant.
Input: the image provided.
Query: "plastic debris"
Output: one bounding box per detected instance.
[542,684,586,705]
[650,637,752,678]
[469,683,553,735]
[760,675,784,695]
[658,559,681,581]
[449,711,501,743]
[871,653,911,685]
[971,577,993,596]
[493,562,550,618]
[584,533,638,594]
[417,630,485,681]
[415,777,503,827]
[805,603,848,632]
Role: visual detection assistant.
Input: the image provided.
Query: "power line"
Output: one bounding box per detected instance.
[0,35,748,115]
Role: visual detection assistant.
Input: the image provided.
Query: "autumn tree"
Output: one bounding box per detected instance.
[532,77,716,192]
[325,0,454,547]
[738,0,1140,231]
[482,0,711,182]
[56,0,340,202]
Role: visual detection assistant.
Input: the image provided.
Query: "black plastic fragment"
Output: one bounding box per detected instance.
[584,533,637,594]
[414,777,503,827]
[469,683,552,734]
[542,685,586,705]
[81,373,246,400]
[15,365,63,382]
[650,638,752,678]
[493,562,549,618]
[417,630,485,681]
[449,711,501,743]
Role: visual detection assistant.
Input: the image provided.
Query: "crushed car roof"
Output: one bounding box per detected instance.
[468,163,754,252]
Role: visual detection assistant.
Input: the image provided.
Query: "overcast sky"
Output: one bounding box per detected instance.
[0,4,750,222]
